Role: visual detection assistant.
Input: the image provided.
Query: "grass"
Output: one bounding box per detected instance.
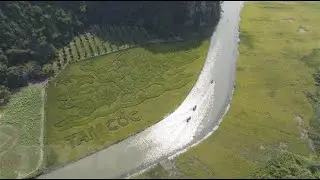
[136,1,320,179]
[44,39,210,167]
[0,85,44,179]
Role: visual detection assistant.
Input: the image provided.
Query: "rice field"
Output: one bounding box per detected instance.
[0,85,45,179]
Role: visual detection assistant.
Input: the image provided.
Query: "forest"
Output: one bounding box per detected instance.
[0,1,222,105]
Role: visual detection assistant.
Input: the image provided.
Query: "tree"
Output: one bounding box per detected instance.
[0,62,7,84]
[5,49,32,66]
[23,61,43,80]
[0,50,8,65]
[6,66,28,88]
[42,63,55,77]
[0,85,10,106]
[313,68,320,86]
[255,152,320,179]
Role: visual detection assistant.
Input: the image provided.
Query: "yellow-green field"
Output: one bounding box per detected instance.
[44,39,210,167]
[137,1,320,178]
[0,85,45,179]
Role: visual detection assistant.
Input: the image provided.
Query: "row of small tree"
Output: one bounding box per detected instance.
[54,25,157,72]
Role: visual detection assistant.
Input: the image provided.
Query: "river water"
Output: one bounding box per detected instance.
[38,1,244,179]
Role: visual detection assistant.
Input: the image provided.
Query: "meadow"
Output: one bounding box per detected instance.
[44,39,210,167]
[0,85,44,179]
[137,1,320,178]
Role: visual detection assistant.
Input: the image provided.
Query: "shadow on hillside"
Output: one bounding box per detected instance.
[90,23,218,54]
[142,26,216,54]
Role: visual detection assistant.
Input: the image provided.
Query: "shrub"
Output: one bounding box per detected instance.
[42,63,55,77]
[0,85,11,106]
[254,152,319,179]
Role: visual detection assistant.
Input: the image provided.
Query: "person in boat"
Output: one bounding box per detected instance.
[186,116,191,123]
[192,105,197,111]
